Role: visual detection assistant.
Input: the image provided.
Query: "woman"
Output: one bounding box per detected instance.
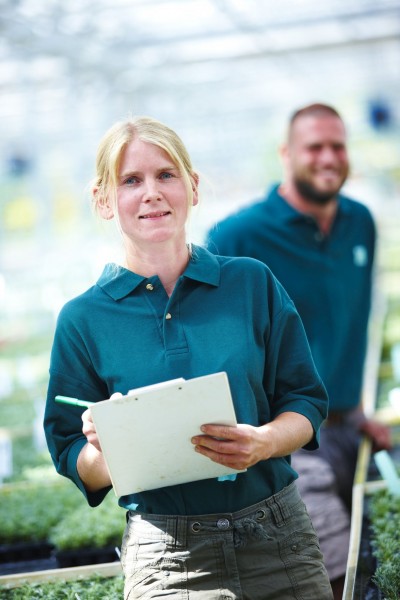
[44,116,333,599]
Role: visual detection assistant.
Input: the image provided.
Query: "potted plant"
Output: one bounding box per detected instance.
[0,480,81,566]
[49,492,125,568]
[369,486,400,598]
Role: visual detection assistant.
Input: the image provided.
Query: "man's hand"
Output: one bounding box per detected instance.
[359,418,392,452]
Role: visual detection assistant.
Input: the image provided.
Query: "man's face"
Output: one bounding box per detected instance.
[287,115,349,205]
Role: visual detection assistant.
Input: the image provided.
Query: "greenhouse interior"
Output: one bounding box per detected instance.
[1,0,400,598]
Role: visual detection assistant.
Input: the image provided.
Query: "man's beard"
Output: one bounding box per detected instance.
[294,178,342,206]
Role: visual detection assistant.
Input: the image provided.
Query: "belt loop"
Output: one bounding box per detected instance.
[165,517,187,549]
[277,496,290,522]
[270,485,293,526]
[269,500,284,527]
[165,517,178,549]
[174,517,187,548]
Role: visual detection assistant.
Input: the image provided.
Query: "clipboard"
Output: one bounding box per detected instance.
[90,371,245,496]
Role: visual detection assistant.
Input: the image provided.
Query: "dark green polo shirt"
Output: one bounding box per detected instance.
[44,245,328,514]
[207,185,375,413]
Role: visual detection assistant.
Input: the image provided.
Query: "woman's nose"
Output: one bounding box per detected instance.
[143,179,161,201]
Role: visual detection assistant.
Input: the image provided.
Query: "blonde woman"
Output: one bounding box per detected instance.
[44,116,333,599]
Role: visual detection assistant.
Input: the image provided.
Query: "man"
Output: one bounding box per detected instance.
[206,103,391,599]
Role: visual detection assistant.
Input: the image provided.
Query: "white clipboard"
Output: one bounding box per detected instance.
[90,371,245,496]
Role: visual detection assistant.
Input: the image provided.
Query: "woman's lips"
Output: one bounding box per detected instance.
[139,211,170,219]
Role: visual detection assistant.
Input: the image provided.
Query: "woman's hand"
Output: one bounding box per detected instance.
[81,408,101,451]
[191,424,271,471]
[81,392,123,452]
[77,392,123,492]
[191,413,314,471]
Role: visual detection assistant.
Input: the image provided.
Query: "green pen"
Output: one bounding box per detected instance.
[55,395,94,409]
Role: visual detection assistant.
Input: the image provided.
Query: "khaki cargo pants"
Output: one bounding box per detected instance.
[121,482,333,600]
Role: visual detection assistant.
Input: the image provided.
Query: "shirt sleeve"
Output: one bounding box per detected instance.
[43,302,112,506]
[262,275,329,450]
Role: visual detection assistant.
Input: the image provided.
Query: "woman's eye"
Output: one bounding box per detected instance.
[160,172,173,180]
[124,176,138,185]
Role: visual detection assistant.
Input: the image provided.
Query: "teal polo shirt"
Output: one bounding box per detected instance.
[207,185,375,413]
[44,245,328,514]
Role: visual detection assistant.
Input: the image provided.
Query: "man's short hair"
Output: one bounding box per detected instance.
[287,103,345,142]
[289,103,342,126]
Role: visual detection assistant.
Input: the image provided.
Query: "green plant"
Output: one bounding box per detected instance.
[6,435,53,483]
[0,396,36,428]
[0,335,52,360]
[369,488,400,600]
[372,557,400,600]
[0,480,82,544]
[0,573,124,599]
[381,301,400,361]
[49,492,125,551]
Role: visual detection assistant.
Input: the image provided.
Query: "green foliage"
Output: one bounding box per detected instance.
[0,335,52,360]
[19,464,58,483]
[373,558,400,600]
[0,480,125,551]
[369,488,400,600]
[381,301,400,360]
[0,480,82,543]
[6,435,52,483]
[49,492,125,550]
[0,397,36,428]
[0,574,124,599]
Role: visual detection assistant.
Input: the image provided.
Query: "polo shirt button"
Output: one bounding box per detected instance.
[314,232,323,242]
[145,283,154,291]
[165,313,172,320]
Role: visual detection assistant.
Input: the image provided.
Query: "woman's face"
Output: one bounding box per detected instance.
[110,138,198,249]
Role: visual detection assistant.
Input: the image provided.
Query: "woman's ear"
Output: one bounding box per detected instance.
[191,173,200,207]
[93,187,114,220]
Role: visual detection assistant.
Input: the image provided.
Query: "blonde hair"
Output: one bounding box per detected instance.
[92,116,197,214]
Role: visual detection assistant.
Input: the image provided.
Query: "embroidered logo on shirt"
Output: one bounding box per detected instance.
[353,245,368,267]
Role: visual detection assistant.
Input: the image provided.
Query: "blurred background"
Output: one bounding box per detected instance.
[1,0,400,483]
